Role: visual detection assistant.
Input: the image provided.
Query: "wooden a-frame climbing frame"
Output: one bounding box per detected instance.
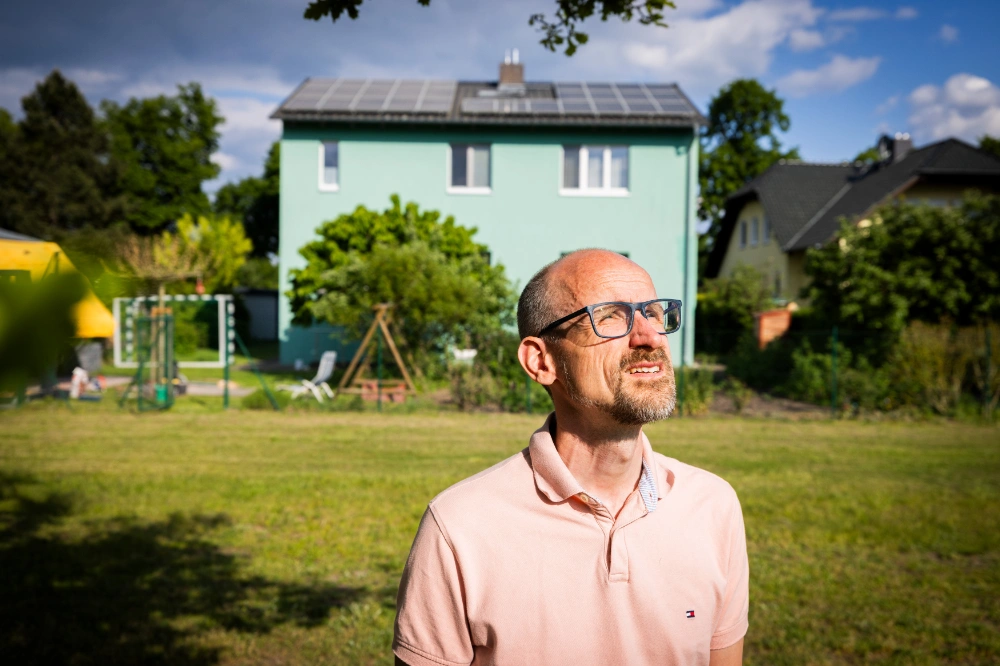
[336,303,416,395]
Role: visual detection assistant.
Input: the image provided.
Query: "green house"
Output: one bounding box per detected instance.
[271,59,704,366]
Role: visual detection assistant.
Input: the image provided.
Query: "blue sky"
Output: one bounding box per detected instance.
[1,0,997,190]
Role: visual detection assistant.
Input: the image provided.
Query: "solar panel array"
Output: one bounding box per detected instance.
[461,83,693,116]
[277,79,697,119]
[281,79,457,114]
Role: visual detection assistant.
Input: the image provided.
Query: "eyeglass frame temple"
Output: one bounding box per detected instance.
[535,298,683,338]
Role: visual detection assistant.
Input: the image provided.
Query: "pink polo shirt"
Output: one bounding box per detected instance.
[393,414,749,666]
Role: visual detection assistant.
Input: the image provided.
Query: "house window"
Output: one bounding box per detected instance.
[561,145,629,194]
[763,216,771,242]
[750,217,759,246]
[449,144,491,192]
[739,220,747,249]
[319,141,339,191]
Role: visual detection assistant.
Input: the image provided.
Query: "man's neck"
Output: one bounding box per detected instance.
[550,410,645,518]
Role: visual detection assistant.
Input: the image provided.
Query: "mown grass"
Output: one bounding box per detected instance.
[1,403,998,665]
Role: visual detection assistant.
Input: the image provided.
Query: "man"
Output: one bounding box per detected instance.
[394,249,749,666]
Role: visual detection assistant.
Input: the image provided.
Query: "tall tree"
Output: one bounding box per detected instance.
[214,142,279,257]
[0,70,118,237]
[103,83,223,233]
[303,0,675,55]
[699,79,799,252]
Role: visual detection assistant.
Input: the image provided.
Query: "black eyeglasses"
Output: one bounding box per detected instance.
[536,299,683,339]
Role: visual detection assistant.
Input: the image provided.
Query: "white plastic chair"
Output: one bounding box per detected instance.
[280,351,337,402]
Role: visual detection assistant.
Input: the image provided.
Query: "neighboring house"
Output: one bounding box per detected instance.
[706,135,1000,301]
[271,57,705,366]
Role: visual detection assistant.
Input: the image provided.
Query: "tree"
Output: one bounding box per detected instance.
[0,70,119,237]
[980,135,1000,160]
[853,145,881,163]
[103,84,223,233]
[699,79,799,254]
[288,196,515,369]
[214,142,279,257]
[165,213,253,293]
[114,213,252,296]
[804,194,1000,359]
[303,0,675,56]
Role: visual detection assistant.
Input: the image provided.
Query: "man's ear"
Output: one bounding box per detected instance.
[518,337,558,388]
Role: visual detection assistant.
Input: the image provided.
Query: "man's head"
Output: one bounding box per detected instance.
[517,249,677,427]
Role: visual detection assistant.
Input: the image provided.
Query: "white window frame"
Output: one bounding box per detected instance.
[446,143,492,195]
[559,145,630,197]
[318,141,339,192]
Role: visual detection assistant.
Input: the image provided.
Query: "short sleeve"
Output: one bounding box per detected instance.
[710,491,749,650]
[393,507,474,666]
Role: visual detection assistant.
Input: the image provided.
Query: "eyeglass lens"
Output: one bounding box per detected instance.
[590,301,679,337]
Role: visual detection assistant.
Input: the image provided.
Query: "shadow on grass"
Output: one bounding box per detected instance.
[0,472,370,665]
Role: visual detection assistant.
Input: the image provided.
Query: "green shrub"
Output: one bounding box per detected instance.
[695,265,774,357]
[725,377,752,413]
[450,364,502,411]
[678,367,715,416]
[240,388,290,411]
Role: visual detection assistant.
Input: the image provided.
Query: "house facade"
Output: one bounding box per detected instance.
[706,135,1000,301]
[272,62,704,366]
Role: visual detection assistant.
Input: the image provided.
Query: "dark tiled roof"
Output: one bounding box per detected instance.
[705,163,854,277]
[789,139,1000,249]
[705,138,1000,277]
[272,78,705,128]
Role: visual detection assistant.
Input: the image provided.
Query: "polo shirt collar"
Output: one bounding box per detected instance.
[529,413,665,511]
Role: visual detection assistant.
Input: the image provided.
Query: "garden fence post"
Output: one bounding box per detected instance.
[223,308,230,410]
[831,326,838,418]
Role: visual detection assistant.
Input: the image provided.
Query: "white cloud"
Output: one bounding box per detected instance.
[938,24,959,44]
[789,28,825,51]
[611,0,824,97]
[875,94,899,115]
[777,54,881,97]
[907,73,1000,142]
[211,152,241,172]
[827,7,885,21]
[895,6,918,19]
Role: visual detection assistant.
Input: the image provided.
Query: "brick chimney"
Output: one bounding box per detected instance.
[499,49,524,88]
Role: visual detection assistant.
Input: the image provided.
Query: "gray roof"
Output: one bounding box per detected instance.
[272,78,705,128]
[706,138,1000,277]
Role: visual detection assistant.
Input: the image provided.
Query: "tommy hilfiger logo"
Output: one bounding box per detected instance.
[686,610,696,619]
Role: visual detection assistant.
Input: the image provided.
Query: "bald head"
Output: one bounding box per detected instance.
[517,249,652,339]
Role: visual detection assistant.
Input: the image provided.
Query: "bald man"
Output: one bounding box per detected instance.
[393,250,749,666]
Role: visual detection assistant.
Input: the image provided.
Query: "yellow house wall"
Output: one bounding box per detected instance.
[717,201,792,299]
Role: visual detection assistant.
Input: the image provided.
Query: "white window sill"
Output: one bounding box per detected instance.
[559,188,630,198]
[318,183,340,193]
[447,187,492,196]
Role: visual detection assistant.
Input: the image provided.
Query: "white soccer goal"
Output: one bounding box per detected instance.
[113,294,236,369]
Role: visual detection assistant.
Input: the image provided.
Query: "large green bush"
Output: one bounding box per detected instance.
[695,264,774,357]
[288,196,515,376]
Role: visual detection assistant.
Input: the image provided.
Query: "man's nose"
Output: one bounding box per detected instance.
[629,310,664,348]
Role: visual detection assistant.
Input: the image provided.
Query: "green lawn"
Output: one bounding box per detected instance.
[1,405,998,665]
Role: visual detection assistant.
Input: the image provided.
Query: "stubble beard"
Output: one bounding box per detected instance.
[559,348,677,426]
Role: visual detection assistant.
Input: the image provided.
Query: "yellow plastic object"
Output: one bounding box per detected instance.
[0,237,115,339]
